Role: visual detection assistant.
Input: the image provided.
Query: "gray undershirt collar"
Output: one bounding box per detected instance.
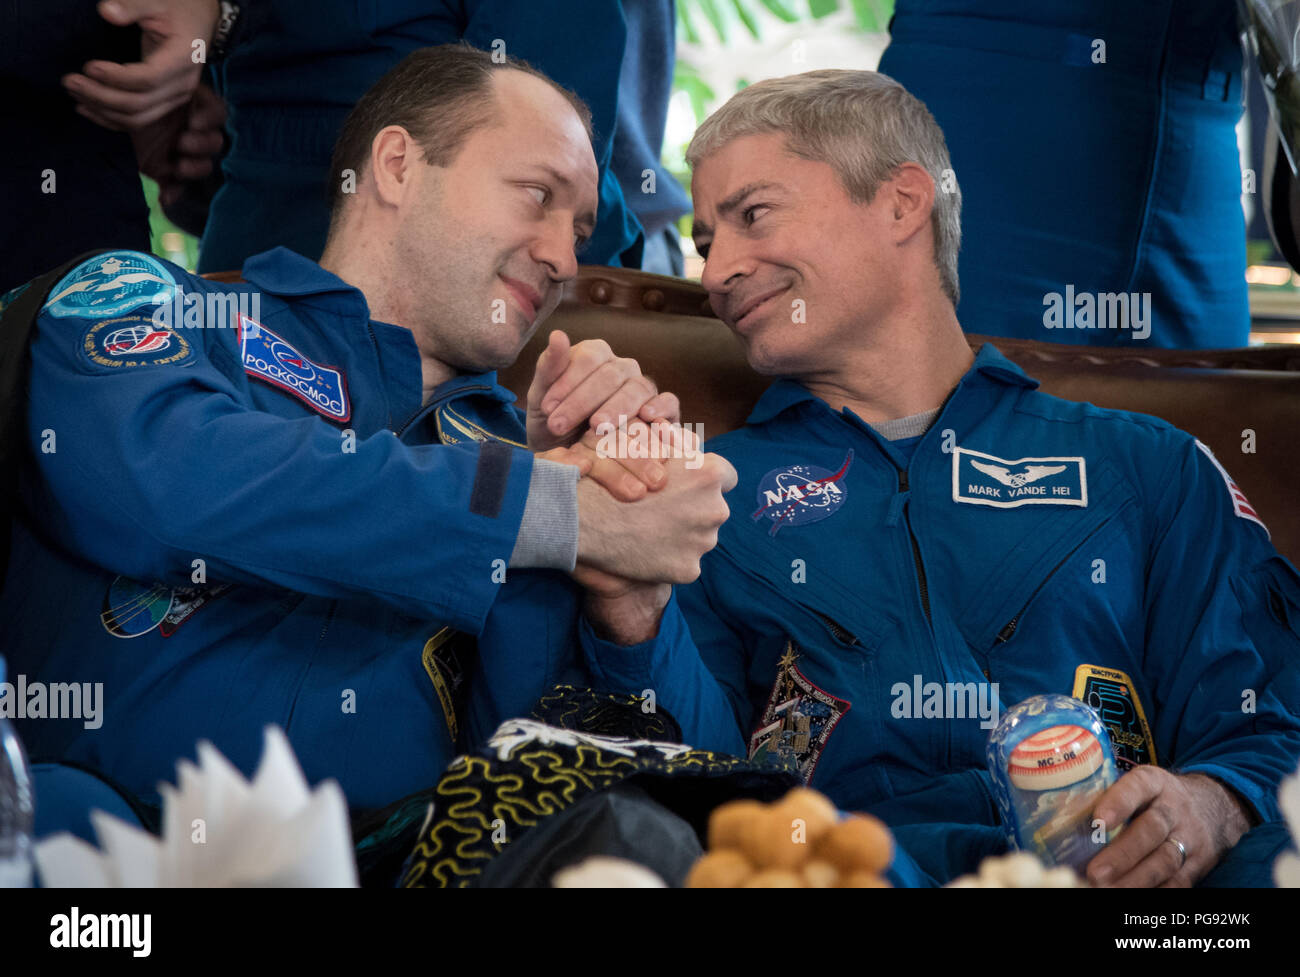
[869,406,941,442]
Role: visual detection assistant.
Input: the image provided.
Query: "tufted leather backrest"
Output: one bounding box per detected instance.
[496,268,1300,565]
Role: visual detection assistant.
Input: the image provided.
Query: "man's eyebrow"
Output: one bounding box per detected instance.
[532,163,597,231]
[693,181,783,242]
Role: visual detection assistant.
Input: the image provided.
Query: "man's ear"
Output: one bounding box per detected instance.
[369,125,418,208]
[887,162,935,243]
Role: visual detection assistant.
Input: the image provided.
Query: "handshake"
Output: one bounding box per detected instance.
[526,332,738,643]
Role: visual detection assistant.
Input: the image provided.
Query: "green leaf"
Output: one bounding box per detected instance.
[677,0,702,45]
[809,0,839,19]
[730,0,762,40]
[697,0,729,43]
[849,0,893,32]
[674,63,717,126]
[757,0,799,22]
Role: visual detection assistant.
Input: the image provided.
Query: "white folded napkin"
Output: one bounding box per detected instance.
[35,726,358,887]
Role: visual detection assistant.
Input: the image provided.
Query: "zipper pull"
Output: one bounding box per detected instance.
[996,618,1019,643]
[885,469,909,527]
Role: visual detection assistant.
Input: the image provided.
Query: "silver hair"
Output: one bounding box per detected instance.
[687,69,961,306]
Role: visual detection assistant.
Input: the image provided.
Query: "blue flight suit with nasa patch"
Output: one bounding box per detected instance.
[0,247,733,811]
[670,345,1300,884]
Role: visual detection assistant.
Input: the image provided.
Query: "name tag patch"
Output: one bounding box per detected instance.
[953,447,1087,508]
[238,314,350,422]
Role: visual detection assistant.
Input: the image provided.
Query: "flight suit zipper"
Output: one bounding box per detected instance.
[990,504,1130,652]
[365,324,393,429]
[895,464,955,768]
[897,469,932,624]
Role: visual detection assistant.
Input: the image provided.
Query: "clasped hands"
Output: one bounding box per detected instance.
[526,331,736,644]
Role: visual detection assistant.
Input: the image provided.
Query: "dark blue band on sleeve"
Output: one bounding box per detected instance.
[469,441,514,518]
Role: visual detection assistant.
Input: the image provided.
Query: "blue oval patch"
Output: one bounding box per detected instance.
[43,250,177,320]
[751,450,853,536]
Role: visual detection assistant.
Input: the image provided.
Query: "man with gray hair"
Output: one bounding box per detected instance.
[598,69,1300,886]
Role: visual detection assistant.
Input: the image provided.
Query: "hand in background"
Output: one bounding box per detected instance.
[62,0,220,132]
[132,83,226,207]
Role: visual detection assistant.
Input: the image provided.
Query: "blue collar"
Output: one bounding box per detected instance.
[745,343,1039,425]
[427,371,518,406]
[241,247,518,407]
[241,247,369,306]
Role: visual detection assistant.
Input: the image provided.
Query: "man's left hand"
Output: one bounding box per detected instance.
[526,331,679,452]
[1085,767,1252,888]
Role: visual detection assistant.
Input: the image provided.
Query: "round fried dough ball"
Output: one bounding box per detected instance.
[773,787,840,846]
[813,815,893,875]
[801,859,840,889]
[838,871,890,888]
[686,850,754,889]
[739,807,811,871]
[707,799,766,851]
[742,869,805,888]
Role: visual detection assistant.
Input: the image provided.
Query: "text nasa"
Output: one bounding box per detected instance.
[762,477,843,508]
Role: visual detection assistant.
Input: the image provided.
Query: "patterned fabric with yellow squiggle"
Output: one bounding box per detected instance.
[400,692,769,888]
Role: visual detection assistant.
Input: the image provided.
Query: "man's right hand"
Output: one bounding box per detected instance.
[576,448,736,584]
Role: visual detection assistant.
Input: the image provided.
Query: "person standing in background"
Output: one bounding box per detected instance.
[879,0,1249,349]
[61,1,647,273]
[0,0,153,295]
[612,0,693,276]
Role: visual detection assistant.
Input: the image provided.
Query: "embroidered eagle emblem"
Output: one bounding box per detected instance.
[970,460,1066,488]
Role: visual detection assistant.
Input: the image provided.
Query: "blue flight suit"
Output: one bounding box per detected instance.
[879,0,1249,348]
[0,247,731,812]
[671,345,1300,885]
[200,0,643,272]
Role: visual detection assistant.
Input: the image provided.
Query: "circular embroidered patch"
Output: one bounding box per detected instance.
[751,451,852,536]
[83,314,193,370]
[43,250,177,320]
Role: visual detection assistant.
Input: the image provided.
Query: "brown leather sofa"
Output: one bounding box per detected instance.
[497,268,1300,566]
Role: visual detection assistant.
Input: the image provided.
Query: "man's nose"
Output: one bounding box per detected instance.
[699,233,748,298]
[533,216,580,282]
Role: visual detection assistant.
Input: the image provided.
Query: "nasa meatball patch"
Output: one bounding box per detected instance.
[238,314,350,422]
[751,451,853,536]
[953,447,1087,508]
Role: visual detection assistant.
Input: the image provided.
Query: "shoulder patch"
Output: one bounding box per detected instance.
[43,251,177,320]
[81,313,194,371]
[238,314,351,422]
[1195,440,1269,537]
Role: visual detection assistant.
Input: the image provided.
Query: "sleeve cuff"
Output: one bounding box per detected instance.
[508,458,579,570]
[1174,762,1277,825]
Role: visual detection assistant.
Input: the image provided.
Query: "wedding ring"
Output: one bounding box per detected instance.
[1166,836,1188,869]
